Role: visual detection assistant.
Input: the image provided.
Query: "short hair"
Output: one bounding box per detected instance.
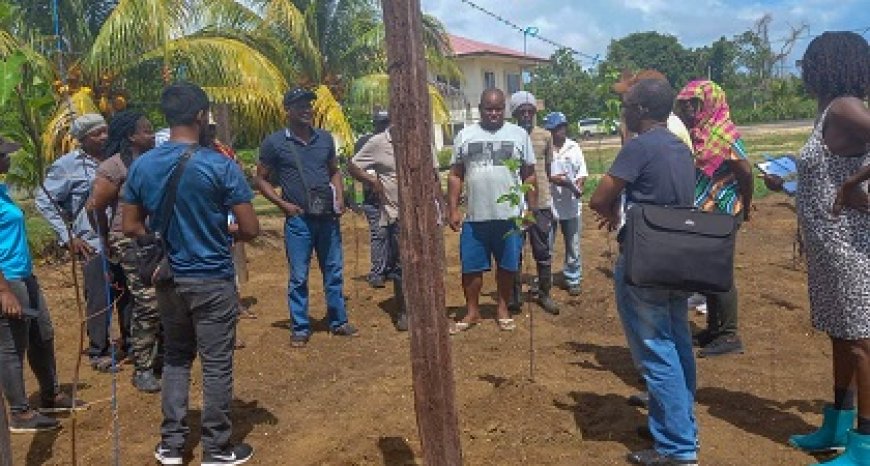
[802,31,870,100]
[160,82,210,127]
[628,79,675,121]
[480,88,505,105]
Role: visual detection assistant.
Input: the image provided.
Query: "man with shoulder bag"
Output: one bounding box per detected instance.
[122,82,259,466]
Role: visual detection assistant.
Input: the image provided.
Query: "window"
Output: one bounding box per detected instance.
[483,71,496,89]
[506,73,521,94]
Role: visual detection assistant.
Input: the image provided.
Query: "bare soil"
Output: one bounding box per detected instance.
[11,197,838,465]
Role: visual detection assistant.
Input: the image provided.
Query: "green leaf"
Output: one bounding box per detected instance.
[0,50,25,107]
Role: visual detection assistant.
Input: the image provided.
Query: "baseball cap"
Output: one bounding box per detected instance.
[543,112,568,130]
[372,110,390,122]
[509,91,537,114]
[283,87,317,107]
[0,135,21,154]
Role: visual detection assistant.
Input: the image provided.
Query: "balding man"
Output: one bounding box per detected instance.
[447,88,537,334]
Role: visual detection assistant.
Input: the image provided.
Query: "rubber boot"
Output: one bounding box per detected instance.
[393,277,408,332]
[815,430,870,466]
[536,265,559,315]
[790,405,856,453]
[507,273,523,312]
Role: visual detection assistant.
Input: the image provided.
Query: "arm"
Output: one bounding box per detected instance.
[729,158,754,221]
[520,163,538,211]
[230,203,259,241]
[833,165,870,215]
[251,141,302,217]
[121,203,148,238]
[447,164,464,231]
[328,157,345,214]
[0,270,22,319]
[86,176,120,244]
[589,174,626,231]
[34,161,72,244]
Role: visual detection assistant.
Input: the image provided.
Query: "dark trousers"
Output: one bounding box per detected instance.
[83,254,132,359]
[702,285,739,337]
[361,203,389,280]
[157,278,238,456]
[0,276,58,414]
[527,209,554,267]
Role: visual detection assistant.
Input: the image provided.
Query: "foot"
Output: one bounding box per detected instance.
[9,410,60,433]
[396,312,409,332]
[132,370,161,393]
[568,284,582,296]
[627,449,698,465]
[290,332,310,348]
[39,393,88,413]
[331,323,359,337]
[368,276,386,289]
[697,334,744,358]
[627,392,649,409]
[692,329,716,348]
[201,442,254,466]
[497,318,517,331]
[537,294,560,315]
[90,355,122,373]
[154,442,183,465]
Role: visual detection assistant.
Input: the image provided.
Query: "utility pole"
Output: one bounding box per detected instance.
[0,387,12,466]
[381,1,462,465]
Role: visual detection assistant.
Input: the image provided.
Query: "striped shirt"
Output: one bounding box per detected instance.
[694,138,748,215]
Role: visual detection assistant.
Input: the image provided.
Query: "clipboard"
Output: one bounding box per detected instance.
[756,155,797,195]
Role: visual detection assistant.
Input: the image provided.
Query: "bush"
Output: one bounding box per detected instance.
[26,215,57,258]
[437,148,453,170]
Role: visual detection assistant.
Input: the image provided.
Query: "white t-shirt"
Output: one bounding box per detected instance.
[451,122,535,222]
[550,138,588,220]
[667,113,692,149]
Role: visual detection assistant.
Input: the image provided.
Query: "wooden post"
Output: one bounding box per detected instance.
[381,2,463,465]
[0,387,12,466]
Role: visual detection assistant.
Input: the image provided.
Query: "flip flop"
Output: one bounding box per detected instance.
[449,321,478,335]
[497,318,517,331]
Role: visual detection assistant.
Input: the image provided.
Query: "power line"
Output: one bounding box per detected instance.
[457,0,601,63]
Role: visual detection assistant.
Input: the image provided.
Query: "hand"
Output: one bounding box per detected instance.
[0,289,22,319]
[68,238,95,259]
[551,174,569,186]
[228,223,239,234]
[758,174,784,192]
[833,181,870,216]
[280,201,304,218]
[522,209,535,229]
[334,198,345,216]
[448,208,462,232]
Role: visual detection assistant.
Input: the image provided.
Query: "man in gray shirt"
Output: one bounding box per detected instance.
[36,113,131,373]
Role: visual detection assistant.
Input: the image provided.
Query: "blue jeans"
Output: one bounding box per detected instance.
[550,215,582,286]
[284,215,349,335]
[614,255,698,461]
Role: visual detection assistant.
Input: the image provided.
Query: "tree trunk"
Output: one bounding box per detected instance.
[0,387,12,466]
[381,1,463,465]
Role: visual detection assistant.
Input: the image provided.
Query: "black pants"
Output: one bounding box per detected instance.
[526,208,554,268]
[702,285,739,337]
[83,254,132,359]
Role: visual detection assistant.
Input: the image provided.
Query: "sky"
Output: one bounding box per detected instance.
[420,0,870,69]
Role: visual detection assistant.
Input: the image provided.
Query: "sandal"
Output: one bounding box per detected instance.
[449,321,478,335]
[497,318,517,331]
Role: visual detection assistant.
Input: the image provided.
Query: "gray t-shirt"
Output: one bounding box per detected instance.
[95,154,129,233]
[451,122,535,222]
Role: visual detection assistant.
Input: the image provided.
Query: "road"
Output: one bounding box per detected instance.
[584,119,814,149]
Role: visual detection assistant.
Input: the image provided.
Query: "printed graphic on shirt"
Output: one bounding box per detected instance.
[460,141,516,170]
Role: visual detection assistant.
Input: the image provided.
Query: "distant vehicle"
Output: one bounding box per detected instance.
[577,117,617,138]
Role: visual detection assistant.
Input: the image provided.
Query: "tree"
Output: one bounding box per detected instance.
[528,49,600,124]
[603,31,695,87]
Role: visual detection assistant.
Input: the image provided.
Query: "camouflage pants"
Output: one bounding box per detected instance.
[110,233,162,373]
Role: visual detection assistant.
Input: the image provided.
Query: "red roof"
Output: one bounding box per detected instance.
[448,34,546,61]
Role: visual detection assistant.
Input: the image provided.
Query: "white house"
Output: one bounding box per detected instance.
[431,34,549,149]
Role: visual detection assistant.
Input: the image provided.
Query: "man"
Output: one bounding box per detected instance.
[447,88,537,334]
[122,82,259,465]
[590,79,699,466]
[1,138,86,433]
[510,91,559,314]
[355,111,392,288]
[544,112,588,296]
[36,113,132,373]
[254,87,358,348]
[86,110,161,393]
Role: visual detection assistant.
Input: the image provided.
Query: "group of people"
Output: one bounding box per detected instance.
[0,28,867,466]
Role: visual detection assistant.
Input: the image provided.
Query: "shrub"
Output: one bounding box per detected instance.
[437,148,453,170]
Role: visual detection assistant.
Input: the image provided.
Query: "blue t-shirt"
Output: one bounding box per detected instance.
[609,127,695,207]
[122,142,254,279]
[258,128,336,210]
[0,184,32,280]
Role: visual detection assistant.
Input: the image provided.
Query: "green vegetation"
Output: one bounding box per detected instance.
[437,147,453,170]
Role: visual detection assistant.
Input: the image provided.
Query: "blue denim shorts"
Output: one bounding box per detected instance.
[459,220,523,273]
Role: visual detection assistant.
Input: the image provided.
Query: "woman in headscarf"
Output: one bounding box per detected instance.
[85,110,161,392]
[786,31,870,465]
[675,80,754,358]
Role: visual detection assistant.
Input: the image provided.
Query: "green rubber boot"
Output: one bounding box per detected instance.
[814,430,870,466]
[790,405,856,453]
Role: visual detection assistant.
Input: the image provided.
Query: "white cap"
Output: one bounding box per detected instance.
[509,91,537,115]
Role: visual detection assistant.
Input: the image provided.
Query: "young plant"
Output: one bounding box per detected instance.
[496,157,535,234]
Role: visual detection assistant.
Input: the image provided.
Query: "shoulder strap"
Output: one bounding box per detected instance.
[287,140,311,206]
[158,144,198,237]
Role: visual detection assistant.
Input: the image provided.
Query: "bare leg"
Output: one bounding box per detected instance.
[852,339,870,421]
[461,272,483,323]
[495,268,515,321]
[833,338,858,402]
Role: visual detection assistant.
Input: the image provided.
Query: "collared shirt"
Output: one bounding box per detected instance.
[0,184,32,280]
[258,127,337,211]
[34,149,103,252]
[550,138,588,219]
[529,126,554,210]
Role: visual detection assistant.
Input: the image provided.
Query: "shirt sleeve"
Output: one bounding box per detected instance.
[34,159,72,244]
[450,130,464,165]
[257,137,276,169]
[223,160,255,207]
[608,138,646,183]
[120,161,142,205]
[96,158,124,186]
[574,146,589,178]
[730,138,748,161]
[521,131,535,166]
[351,137,378,171]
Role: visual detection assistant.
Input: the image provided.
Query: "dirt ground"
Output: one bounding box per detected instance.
[10,196,840,465]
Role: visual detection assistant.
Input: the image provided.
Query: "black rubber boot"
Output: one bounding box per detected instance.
[537,265,559,315]
[508,273,523,312]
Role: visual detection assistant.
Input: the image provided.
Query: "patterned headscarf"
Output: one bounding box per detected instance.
[676,80,741,177]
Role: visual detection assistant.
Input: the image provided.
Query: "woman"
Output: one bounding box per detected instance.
[0,137,85,431]
[786,31,870,466]
[675,79,754,358]
[86,110,161,392]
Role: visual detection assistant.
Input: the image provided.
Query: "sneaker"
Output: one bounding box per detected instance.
[568,284,582,296]
[201,443,254,466]
[692,329,716,348]
[9,411,60,433]
[627,392,649,409]
[154,442,183,465]
[396,313,409,332]
[331,323,359,337]
[368,276,386,289]
[132,370,161,393]
[290,332,310,348]
[39,393,88,413]
[697,335,744,358]
[627,449,698,465]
